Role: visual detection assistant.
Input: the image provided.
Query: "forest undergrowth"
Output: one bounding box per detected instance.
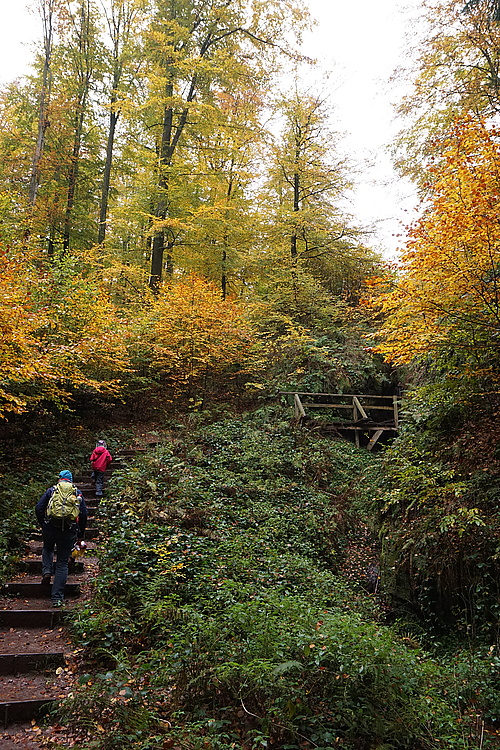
[2,404,498,750]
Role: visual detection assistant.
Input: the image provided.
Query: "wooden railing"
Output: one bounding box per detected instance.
[281,392,400,450]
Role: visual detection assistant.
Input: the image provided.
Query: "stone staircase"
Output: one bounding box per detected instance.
[0,447,146,731]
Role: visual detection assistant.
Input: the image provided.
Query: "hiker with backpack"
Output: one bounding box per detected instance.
[35,470,88,607]
[90,439,113,498]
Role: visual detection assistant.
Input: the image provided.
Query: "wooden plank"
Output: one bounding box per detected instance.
[0,610,62,628]
[393,395,399,429]
[350,404,398,411]
[367,429,384,451]
[294,393,306,419]
[301,403,395,411]
[0,698,55,727]
[280,391,394,399]
[302,403,354,409]
[331,426,397,431]
[0,652,64,675]
[352,399,359,447]
[353,396,368,419]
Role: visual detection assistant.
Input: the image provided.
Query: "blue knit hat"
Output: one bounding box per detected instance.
[59,470,73,481]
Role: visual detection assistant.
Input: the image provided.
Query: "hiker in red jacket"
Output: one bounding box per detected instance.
[90,439,113,497]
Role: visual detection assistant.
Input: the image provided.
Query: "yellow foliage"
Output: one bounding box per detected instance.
[0,248,48,413]
[0,245,129,416]
[152,273,253,388]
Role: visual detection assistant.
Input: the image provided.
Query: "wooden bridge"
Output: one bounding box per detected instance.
[281,392,400,450]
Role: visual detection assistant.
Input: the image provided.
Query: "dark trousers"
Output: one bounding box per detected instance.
[92,470,105,496]
[41,520,77,602]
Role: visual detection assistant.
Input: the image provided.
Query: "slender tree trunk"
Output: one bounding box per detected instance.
[221,174,235,299]
[291,164,300,260]
[222,245,227,300]
[291,165,300,302]
[149,92,174,292]
[148,17,205,292]
[29,56,52,207]
[29,0,55,207]
[62,0,93,253]
[98,98,119,244]
[63,103,86,253]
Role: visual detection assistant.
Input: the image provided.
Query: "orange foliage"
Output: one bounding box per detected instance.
[376,116,500,367]
[152,273,253,390]
[0,249,49,413]
[0,246,128,417]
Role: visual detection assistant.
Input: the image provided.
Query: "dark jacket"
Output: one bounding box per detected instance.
[36,481,88,538]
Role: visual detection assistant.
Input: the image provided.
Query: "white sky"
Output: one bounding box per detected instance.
[0,0,423,257]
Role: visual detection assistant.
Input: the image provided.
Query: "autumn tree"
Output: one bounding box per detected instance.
[0,247,48,415]
[151,272,253,395]
[395,0,500,184]
[377,116,500,382]
[143,0,309,292]
[259,90,377,306]
[60,0,101,252]
[28,0,61,209]
[97,0,146,244]
[0,244,129,417]
[178,88,264,297]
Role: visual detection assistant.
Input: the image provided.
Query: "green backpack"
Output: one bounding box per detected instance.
[47,482,80,521]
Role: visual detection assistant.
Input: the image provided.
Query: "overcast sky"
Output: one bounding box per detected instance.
[0,0,422,257]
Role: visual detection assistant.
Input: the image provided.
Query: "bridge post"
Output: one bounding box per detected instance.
[294,393,306,419]
[352,397,360,447]
[393,395,399,429]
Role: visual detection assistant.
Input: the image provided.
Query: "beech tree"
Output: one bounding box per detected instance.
[0,244,128,416]
[180,88,263,297]
[395,0,500,184]
[60,0,100,252]
[260,90,376,303]
[97,0,146,244]
[377,116,500,375]
[143,0,308,292]
[28,0,60,209]
[152,272,253,394]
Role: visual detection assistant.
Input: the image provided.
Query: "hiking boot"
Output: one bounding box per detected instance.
[41,573,51,586]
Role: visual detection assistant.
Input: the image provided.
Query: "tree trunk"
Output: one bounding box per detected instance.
[29,0,56,208]
[98,101,119,244]
[149,94,174,292]
[63,104,86,253]
[62,0,93,253]
[291,165,300,301]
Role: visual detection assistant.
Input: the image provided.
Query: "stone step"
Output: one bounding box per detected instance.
[31,527,99,541]
[78,491,107,499]
[84,504,100,513]
[0,697,54,727]
[77,482,105,491]
[29,541,97,553]
[75,459,122,477]
[3,582,80,598]
[0,651,64,675]
[117,448,148,457]
[19,559,84,575]
[80,497,101,507]
[0,610,62,628]
[75,471,113,483]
